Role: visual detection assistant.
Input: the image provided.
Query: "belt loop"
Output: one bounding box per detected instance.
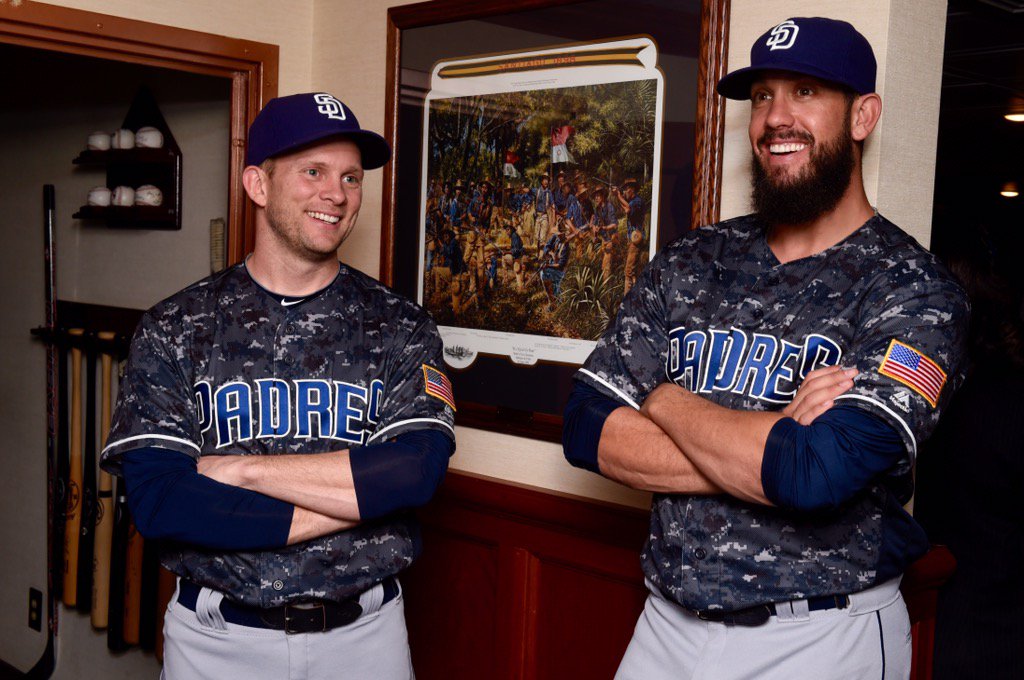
[358,580,385,616]
[790,598,810,620]
[197,587,228,631]
[774,601,796,622]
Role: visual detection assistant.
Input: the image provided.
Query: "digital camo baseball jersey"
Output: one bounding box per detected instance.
[576,213,969,611]
[100,262,456,608]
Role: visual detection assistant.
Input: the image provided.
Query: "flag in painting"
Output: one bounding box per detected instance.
[878,339,946,408]
[423,364,456,410]
[504,150,521,178]
[551,124,574,164]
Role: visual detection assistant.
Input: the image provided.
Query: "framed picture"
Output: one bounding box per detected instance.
[383,0,729,441]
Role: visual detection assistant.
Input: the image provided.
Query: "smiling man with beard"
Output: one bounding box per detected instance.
[100,93,456,680]
[563,17,969,679]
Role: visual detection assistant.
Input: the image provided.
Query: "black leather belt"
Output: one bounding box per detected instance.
[177,577,399,634]
[691,594,850,626]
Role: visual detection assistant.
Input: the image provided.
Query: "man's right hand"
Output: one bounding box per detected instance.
[782,366,858,425]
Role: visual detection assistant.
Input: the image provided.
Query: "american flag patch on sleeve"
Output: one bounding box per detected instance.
[422,364,456,411]
[878,339,947,408]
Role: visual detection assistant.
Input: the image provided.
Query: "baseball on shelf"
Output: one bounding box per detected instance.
[112,186,135,207]
[135,126,164,149]
[87,132,111,151]
[111,129,135,149]
[87,187,112,207]
[134,185,163,207]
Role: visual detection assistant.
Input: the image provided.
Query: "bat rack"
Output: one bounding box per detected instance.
[30,300,144,354]
[30,326,132,358]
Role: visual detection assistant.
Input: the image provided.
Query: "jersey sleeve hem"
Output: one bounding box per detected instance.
[100,434,202,475]
[576,368,641,410]
[367,417,455,444]
[832,394,918,459]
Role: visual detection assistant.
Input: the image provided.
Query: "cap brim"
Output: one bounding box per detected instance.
[347,130,392,170]
[716,63,862,100]
[247,129,392,169]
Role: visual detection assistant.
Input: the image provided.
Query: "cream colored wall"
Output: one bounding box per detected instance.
[41,0,316,94]
[313,0,948,509]
[720,0,947,248]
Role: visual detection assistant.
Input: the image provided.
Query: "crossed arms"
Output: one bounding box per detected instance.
[123,430,453,548]
[570,366,862,503]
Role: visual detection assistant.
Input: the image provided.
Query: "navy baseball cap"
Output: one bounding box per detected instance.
[717,17,876,100]
[245,92,391,169]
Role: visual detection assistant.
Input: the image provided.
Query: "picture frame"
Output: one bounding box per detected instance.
[382,0,730,441]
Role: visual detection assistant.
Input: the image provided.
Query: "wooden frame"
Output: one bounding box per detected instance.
[380,0,729,440]
[0,0,280,264]
[0,3,277,675]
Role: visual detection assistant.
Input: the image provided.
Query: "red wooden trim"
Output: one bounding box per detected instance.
[389,0,583,29]
[380,11,401,287]
[691,0,730,228]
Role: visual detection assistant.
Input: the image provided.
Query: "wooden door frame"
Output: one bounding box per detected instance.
[0,3,277,675]
[0,0,280,263]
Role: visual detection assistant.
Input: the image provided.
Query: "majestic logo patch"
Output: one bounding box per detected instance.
[423,365,456,411]
[314,93,347,121]
[889,390,912,413]
[767,20,800,51]
[878,340,946,408]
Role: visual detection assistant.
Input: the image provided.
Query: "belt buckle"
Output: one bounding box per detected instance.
[695,609,725,623]
[284,603,326,635]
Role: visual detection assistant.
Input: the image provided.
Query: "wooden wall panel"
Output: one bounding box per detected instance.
[533,561,646,680]
[404,529,500,678]
[403,473,649,680]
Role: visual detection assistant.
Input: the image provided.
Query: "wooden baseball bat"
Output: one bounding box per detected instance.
[76,337,97,611]
[154,567,176,662]
[91,332,116,628]
[123,516,144,645]
[53,333,68,604]
[107,474,130,651]
[62,328,84,607]
[139,539,160,650]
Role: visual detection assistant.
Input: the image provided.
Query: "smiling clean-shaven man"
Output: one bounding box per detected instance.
[101,93,456,680]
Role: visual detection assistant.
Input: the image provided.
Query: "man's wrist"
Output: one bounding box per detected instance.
[642,382,683,423]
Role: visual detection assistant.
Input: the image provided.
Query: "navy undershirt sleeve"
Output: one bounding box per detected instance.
[349,430,454,520]
[562,380,625,473]
[122,447,293,550]
[761,403,906,512]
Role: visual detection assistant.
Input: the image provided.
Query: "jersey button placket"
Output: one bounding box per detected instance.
[275,320,298,374]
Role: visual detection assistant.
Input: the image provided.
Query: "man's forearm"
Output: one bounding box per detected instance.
[287,505,357,545]
[598,406,721,495]
[200,450,361,521]
[641,384,782,504]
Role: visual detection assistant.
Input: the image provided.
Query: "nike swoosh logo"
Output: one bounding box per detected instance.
[281,298,306,307]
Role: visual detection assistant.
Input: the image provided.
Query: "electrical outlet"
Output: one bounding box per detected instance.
[28,588,42,631]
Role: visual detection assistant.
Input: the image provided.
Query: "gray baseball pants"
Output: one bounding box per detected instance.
[616,577,911,680]
[160,579,414,680]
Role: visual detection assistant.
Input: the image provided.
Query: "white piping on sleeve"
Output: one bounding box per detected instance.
[367,418,456,444]
[833,394,918,459]
[101,433,202,456]
[577,369,641,410]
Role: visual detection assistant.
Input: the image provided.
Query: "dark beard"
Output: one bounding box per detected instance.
[751,125,856,227]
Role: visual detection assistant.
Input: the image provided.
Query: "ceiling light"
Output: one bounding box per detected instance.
[1008,96,1024,122]
[1000,181,1019,198]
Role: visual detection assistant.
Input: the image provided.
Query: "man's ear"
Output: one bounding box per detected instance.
[242,165,269,208]
[851,93,882,142]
